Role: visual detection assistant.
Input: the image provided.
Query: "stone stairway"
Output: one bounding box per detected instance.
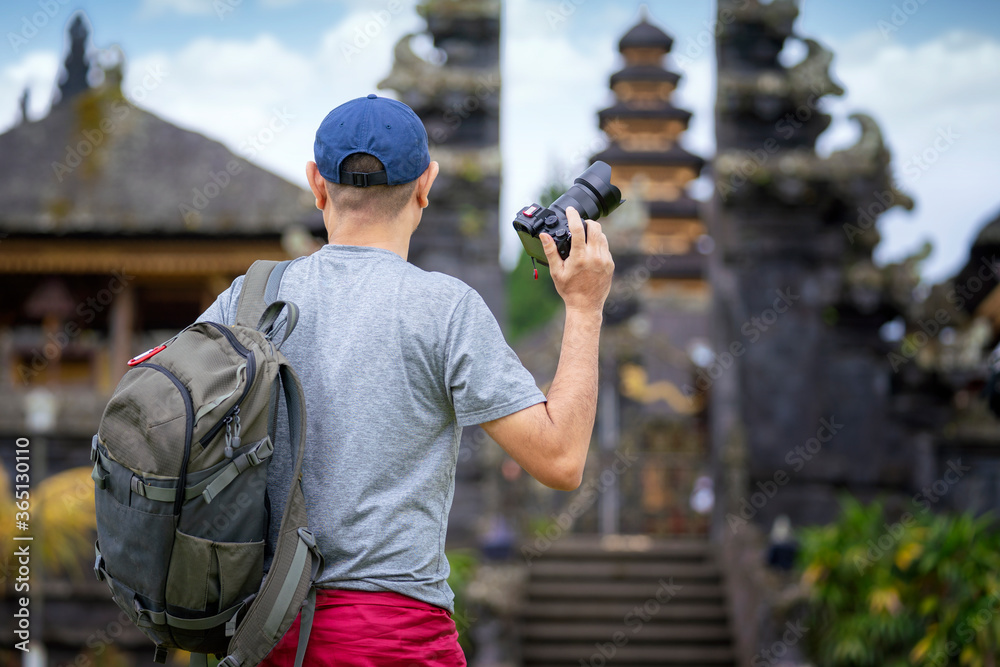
[518,535,737,667]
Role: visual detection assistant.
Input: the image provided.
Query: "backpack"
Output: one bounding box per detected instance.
[91,259,322,667]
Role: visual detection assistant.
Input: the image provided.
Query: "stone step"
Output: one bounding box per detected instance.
[522,602,729,621]
[519,537,735,666]
[527,581,726,601]
[522,643,736,664]
[527,536,713,560]
[521,622,733,642]
[527,560,723,581]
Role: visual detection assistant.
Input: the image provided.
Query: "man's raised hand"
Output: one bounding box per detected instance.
[539,206,615,315]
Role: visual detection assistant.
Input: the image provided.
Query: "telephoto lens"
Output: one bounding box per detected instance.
[512,161,624,268]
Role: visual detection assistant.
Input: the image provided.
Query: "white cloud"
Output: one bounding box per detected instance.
[140,0,218,17]
[670,52,714,160]
[0,50,59,128]
[122,3,422,188]
[499,0,640,268]
[0,1,423,196]
[818,29,1000,281]
[3,5,995,285]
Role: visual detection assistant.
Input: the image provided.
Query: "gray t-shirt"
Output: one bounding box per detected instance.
[197,244,545,612]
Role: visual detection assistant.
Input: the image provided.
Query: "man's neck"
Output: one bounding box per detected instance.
[325,230,410,261]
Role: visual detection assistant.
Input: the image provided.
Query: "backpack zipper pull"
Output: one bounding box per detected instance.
[224,420,233,459]
[230,407,242,452]
[223,406,241,459]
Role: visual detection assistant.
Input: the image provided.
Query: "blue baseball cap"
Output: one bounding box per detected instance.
[314,94,430,187]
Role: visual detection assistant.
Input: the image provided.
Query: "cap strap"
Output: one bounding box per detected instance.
[342,170,389,187]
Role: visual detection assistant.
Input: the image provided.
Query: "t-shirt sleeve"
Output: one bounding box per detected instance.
[445,289,547,427]
[195,275,245,326]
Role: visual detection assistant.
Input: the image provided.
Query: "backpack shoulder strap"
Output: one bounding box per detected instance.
[220,362,322,667]
[235,259,293,328]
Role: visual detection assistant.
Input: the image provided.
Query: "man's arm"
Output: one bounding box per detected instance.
[481,207,614,491]
[195,275,243,326]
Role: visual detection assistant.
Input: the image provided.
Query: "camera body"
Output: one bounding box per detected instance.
[512,204,581,266]
[512,160,623,267]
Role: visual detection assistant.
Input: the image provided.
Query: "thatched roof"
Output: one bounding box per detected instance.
[0,84,321,236]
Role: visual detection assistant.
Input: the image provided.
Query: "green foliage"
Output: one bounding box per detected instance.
[506,253,561,342]
[536,181,569,210]
[446,549,480,650]
[505,180,567,342]
[797,496,1000,667]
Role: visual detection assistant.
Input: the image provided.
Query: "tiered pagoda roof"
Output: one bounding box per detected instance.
[594,10,706,284]
[618,15,674,51]
[610,65,680,87]
[596,13,704,179]
[593,142,704,169]
[598,100,692,123]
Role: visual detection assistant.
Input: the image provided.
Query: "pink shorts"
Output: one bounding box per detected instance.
[257,589,467,666]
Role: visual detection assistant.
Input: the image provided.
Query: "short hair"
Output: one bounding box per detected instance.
[324,153,417,220]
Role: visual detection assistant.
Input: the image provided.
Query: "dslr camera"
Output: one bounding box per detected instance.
[513,161,624,266]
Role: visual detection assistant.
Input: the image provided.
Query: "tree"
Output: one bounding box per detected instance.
[505,180,566,342]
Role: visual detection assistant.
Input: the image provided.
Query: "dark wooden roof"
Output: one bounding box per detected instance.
[610,65,681,88]
[649,197,702,219]
[0,86,321,236]
[972,207,1000,248]
[598,100,693,125]
[619,18,673,52]
[617,251,705,280]
[593,143,705,172]
[953,205,1000,314]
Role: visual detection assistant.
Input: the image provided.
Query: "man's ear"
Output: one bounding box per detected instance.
[306,161,328,210]
[415,161,440,209]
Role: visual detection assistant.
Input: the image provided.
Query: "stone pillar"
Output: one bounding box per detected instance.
[108,281,135,386]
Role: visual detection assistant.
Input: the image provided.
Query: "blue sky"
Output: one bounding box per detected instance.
[2,0,998,279]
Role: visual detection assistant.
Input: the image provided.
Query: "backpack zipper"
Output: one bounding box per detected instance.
[136,362,194,516]
[198,323,258,451]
